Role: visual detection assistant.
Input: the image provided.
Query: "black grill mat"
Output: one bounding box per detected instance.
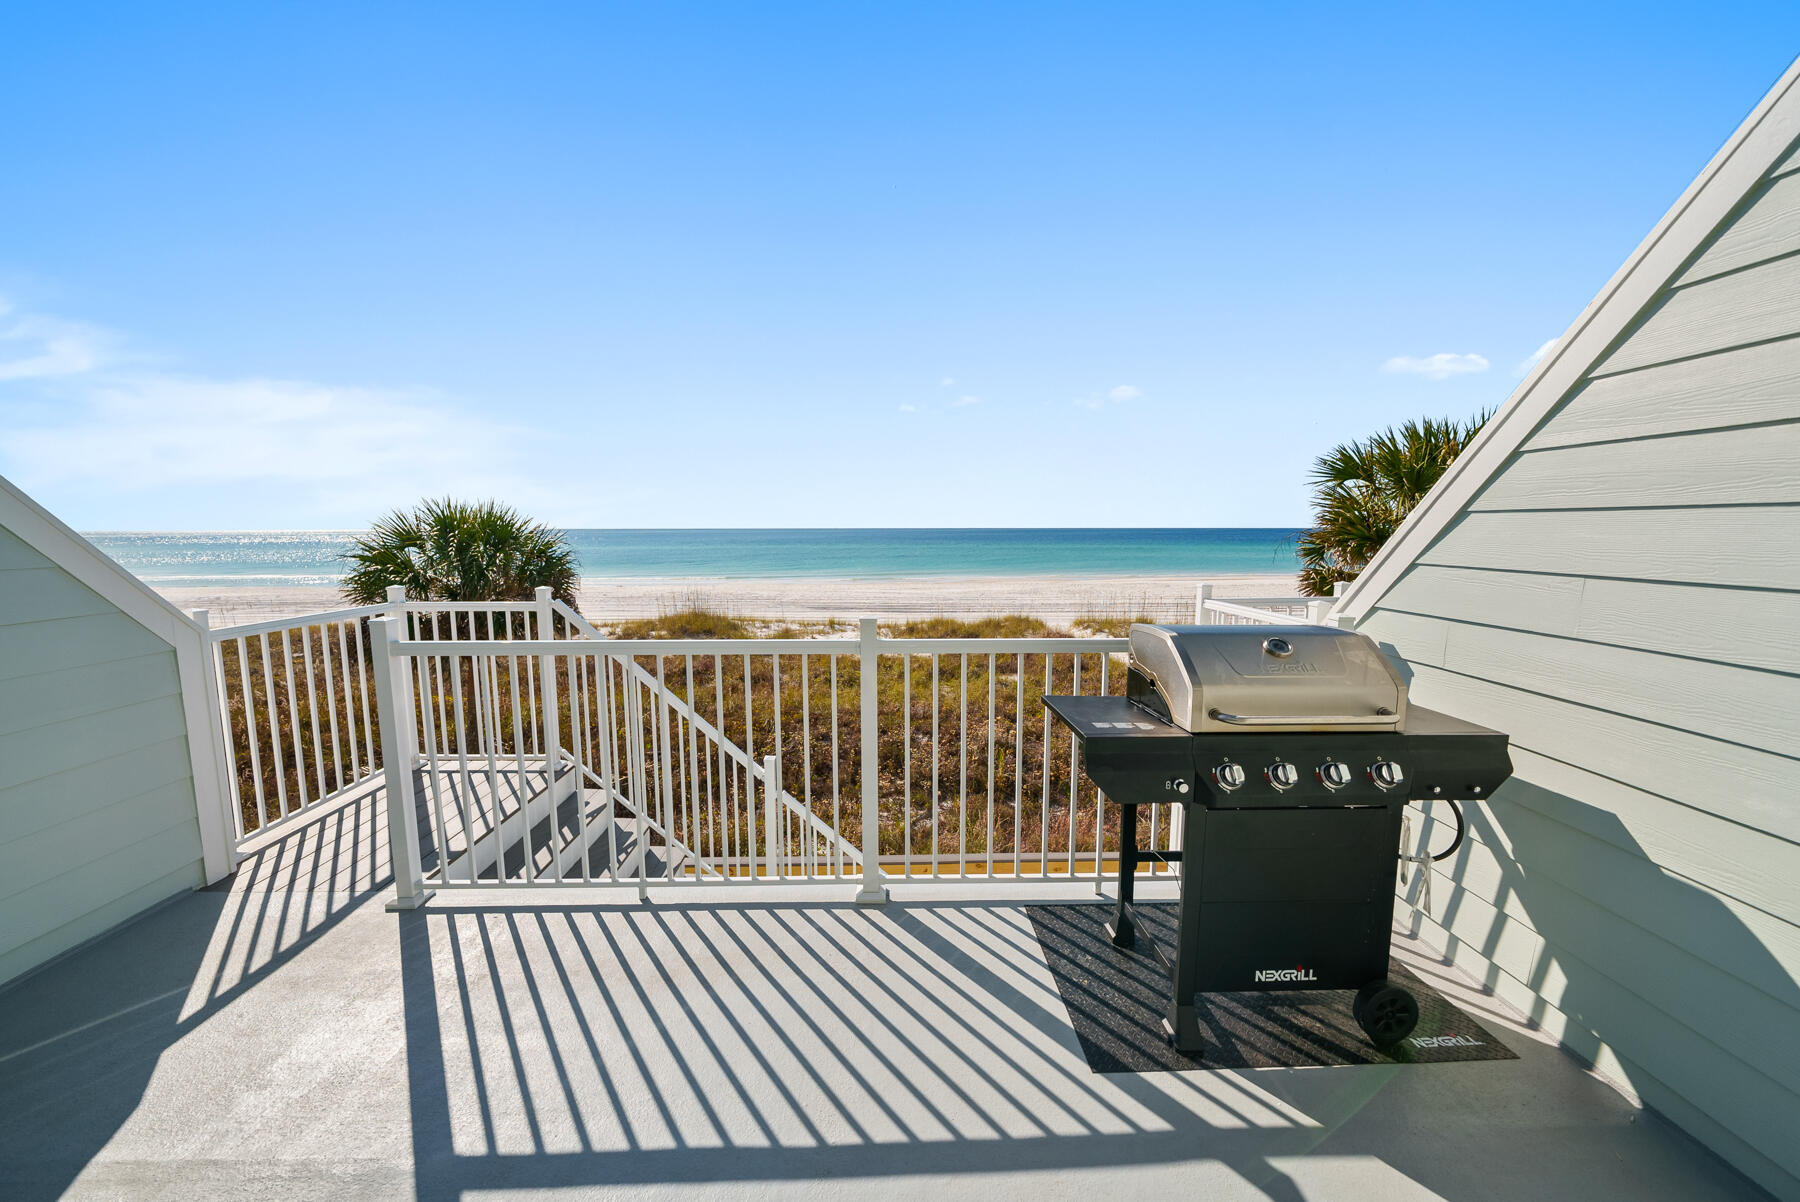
[1027,901,1519,1073]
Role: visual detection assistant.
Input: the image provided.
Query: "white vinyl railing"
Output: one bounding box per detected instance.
[202,599,398,842]
[376,616,1173,899]
[1194,583,1329,626]
[207,582,1327,898]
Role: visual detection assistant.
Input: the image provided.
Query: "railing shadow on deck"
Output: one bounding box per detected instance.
[393,888,1687,1202]
[395,898,1353,1202]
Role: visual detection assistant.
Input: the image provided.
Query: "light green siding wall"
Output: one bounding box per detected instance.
[0,523,206,985]
[1357,143,1800,1200]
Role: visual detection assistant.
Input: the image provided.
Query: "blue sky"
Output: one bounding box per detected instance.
[2,4,1797,531]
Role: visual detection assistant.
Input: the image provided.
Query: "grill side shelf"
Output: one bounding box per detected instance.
[1043,694,1194,806]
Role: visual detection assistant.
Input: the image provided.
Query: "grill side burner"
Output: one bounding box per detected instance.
[1045,624,1512,1054]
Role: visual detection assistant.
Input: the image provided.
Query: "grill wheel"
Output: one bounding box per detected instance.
[1353,980,1420,1048]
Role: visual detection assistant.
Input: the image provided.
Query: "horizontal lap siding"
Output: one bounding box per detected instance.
[1529,337,1800,447]
[0,524,204,983]
[1420,507,1800,589]
[1358,144,1800,1201]
[1470,422,1800,509]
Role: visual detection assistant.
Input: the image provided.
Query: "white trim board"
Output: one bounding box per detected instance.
[0,473,236,883]
[1334,55,1800,626]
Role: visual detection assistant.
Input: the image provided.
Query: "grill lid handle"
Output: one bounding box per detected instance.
[1208,707,1397,727]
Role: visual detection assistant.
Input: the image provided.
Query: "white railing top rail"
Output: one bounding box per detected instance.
[1200,598,1313,625]
[395,635,859,656]
[207,601,396,641]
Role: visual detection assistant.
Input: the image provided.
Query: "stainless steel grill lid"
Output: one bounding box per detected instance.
[1127,624,1408,734]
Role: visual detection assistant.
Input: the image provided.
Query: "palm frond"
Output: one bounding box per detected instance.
[340,498,582,618]
[1295,410,1490,597]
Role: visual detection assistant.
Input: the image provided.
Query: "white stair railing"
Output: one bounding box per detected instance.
[550,600,864,873]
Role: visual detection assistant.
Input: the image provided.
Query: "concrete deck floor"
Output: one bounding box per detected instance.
[0,784,1770,1201]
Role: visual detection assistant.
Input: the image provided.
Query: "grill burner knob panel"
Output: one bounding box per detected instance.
[1319,760,1353,790]
[1369,760,1405,790]
[1266,761,1300,791]
[1212,763,1247,791]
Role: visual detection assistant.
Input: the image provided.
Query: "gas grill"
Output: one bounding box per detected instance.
[1044,623,1512,1052]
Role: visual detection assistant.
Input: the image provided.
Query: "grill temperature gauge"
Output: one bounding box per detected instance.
[1319,760,1352,790]
[1369,760,1405,790]
[1266,761,1300,790]
[1212,763,1246,791]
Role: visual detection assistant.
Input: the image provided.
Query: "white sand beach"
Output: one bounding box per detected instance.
[157,572,1303,630]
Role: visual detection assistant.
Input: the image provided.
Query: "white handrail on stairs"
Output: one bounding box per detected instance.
[550,600,863,869]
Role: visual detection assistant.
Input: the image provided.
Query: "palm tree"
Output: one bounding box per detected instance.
[1297,413,1489,597]
[340,498,581,612]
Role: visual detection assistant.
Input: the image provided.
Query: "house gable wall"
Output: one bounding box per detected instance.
[0,523,208,985]
[1355,133,1800,1200]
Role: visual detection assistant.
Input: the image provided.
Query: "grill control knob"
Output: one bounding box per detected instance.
[1369,760,1405,790]
[1319,760,1353,790]
[1212,763,1246,791]
[1266,761,1299,791]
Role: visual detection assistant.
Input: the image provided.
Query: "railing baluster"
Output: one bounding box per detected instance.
[236,636,267,829]
[450,648,472,884]
[712,654,727,877]
[260,633,289,819]
[987,652,996,879]
[930,653,939,878]
[902,654,911,881]
[421,651,448,887]
[319,624,344,795]
[1014,651,1023,880]
[282,629,310,810]
[302,626,326,800]
[659,655,675,884]
[1069,651,1081,878]
[355,621,376,775]
[600,656,621,884]
[1096,652,1108,885]
[571,650,591,884]
[686,655,701,881]
[1039,651,1052,877]
[830,654,841,878]
[510,653,533,884]
[959,652,968,878]
[430,612,451,757]
[800,654,813,877]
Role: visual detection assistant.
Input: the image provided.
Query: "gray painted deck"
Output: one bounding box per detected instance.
[0,780,1769,1201]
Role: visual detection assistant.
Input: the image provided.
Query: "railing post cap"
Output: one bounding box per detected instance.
[385,585,407,603]
[534,586,553,602]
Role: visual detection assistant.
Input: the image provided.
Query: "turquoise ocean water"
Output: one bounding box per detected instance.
[83,529,1305,588]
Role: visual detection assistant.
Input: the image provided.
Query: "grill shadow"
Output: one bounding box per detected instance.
[1028,901,1519,1073]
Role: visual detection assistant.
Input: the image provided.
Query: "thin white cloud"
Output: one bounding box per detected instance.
[0,298,550,520]
[1075,383,1142,410]
[952,394,981,407]
[898,402,919,412]
[0,299,109,381]
[1516,338,1558,376]
[938,376,955,388]
[1380,352,1489,381]
[6,374,541,503]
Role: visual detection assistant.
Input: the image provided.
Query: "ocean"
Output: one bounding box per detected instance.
[83,528,1305,588]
